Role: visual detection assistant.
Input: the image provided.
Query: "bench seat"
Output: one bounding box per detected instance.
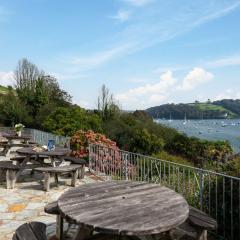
[63,156,86,179]
[35,164,84,191]
[171,207,217,240]
[12,221,47,240]
[0,161,19,189]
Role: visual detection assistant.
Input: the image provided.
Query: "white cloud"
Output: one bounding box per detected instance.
[148,94,167,104]
[0,71,14,86]
[116,71,177,108]
[116,68,214,109]
[213,89,240,101]
[110,10,131,22]
[192,1,240,28]
[122,0,154,7]
[177,68,214,91]
[66,1,240,72]
[207,55,240,68]
[70,44,132,69]
[154,65,189,74]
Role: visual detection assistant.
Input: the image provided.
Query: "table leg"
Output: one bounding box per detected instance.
[56,215,64,240]
[71,170,78,187]
[6,169,17,189]
[16,155,31,178]
[3,146,10,156]
[50,157,56,167]
[54,173,59,187]
[44,172,51,191]
[73,226,93,240]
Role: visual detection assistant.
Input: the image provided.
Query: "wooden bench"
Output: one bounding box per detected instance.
[10,155,47,165]
[12,221,47,240]
[35,164,84,191]
[0,161,19,189]
[172,207,217,240]
[44,201,74,240]
[188,207,217,240]
[0,143,35,156]
[44,201,63,240]
[63,156,86,179]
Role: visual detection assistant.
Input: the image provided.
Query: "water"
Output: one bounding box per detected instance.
[155,119,240,152]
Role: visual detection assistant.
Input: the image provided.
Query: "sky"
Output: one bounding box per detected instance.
[0,0,240,110]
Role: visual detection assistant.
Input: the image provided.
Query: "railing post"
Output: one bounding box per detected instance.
[88,144,92,172]
[125,153,128,180]
[200,171,204,211]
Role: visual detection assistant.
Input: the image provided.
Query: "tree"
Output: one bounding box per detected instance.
[14,58,43,104]
[44,75,72,106]
[43,106,102,136]
[0,90,31,126]
[97,84,120,120]
[13,58,72,127]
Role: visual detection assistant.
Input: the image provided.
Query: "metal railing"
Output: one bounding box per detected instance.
[89,143,240,240]
[0,127,70,146]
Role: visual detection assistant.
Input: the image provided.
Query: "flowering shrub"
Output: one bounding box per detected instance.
[70,130,117,158]
[70,130,136,178]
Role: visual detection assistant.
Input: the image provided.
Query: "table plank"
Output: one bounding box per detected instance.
[58,181,189,236]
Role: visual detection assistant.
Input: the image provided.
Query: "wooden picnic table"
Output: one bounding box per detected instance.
[0,138,36,156]
[2,132,31,143]
[58,181,189,240]
[16,147,71,168]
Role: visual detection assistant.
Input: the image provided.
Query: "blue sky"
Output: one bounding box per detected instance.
[0,0,240,110]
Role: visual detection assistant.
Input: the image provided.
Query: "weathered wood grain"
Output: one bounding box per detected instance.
[35,164,83,191]
[12,221,47,240]
[17,147,71,157]
[58,181,189,236]
[189,207,217,230]
[35,164,83,173]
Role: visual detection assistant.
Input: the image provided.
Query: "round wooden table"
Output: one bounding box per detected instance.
[58,181,189,238]
[2,133,31,143]
[17,147,70,158]
[16,147,71,167]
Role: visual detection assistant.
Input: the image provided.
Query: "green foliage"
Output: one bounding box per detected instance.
[43,106,102,136]
[146,101,236,119]
[165,133,233,167]
[0,90,32,126]
[14,59,71,125]
[153,151,193,166]
[0,85,15,95]
[102,111,167,155]
[97,84,120,121]
[213,99,240,116]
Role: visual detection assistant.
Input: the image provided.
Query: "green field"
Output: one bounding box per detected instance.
[188,103,236,117]
[0,85,8,94]
[0,85,16,95]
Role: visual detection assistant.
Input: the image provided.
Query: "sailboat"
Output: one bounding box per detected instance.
[183,113,187,125]
[168,113,173,122]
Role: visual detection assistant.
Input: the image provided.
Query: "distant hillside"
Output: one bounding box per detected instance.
[0,85,8,94]
[0,85,15,95]
[146,100,240,119]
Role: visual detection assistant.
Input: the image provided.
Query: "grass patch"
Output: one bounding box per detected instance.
[153,151,193,166]
[188,103,236,117]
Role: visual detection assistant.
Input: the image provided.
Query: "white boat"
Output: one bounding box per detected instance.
[221,121,227,127]
[183,113,187,125]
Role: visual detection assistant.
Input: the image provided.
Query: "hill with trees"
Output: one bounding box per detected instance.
[146,100,240,119]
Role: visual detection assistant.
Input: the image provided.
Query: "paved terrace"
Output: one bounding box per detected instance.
[0,155,103,240]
